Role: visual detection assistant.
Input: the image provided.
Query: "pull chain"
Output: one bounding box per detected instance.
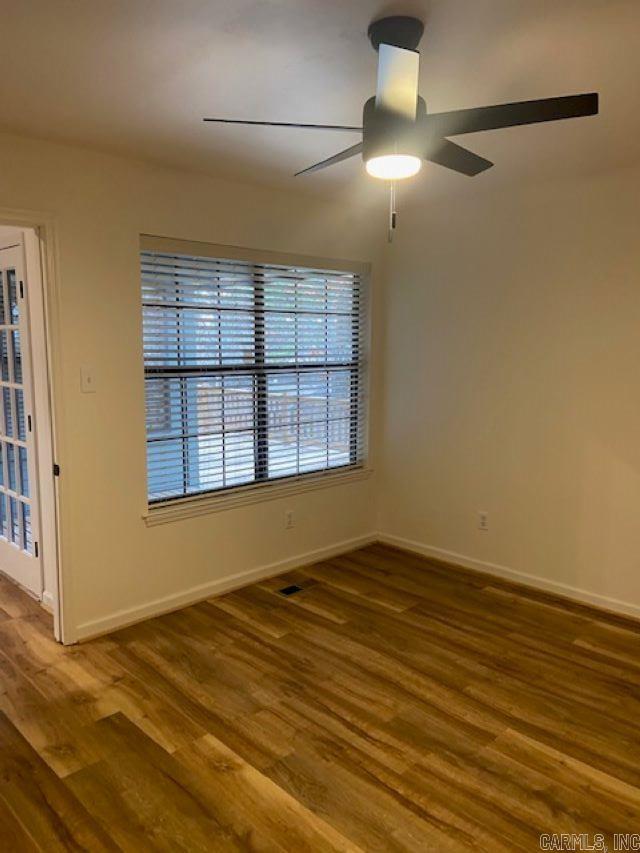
[388,180,397,243]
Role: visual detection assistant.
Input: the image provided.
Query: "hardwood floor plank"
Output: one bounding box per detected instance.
[303,557,422,612]
[174,732,362,851]
[0,575,49,621]
[209,589,291,638]
[0,793,40,852]
[267,738,474,852]
[491,728,640,820]
[0,711,117,851]
[66,713,242,852]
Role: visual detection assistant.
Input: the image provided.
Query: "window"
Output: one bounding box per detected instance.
[141,243,367,504]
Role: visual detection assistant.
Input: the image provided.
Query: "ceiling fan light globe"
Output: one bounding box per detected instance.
[365,154,422,180]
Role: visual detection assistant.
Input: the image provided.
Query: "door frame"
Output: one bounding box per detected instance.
[0,208,66,642]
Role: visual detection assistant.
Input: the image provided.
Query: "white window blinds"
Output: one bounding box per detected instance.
[141,249,367,503]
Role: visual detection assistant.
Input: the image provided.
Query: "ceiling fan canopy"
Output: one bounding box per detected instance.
[203,15,599,182]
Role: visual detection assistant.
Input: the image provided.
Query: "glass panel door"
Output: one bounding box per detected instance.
[0,243,41,595]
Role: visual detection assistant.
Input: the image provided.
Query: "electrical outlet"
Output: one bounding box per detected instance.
[478,511,489,532]
[285,509,295,529]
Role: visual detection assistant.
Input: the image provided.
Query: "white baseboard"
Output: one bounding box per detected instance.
[74,533,377,642]
[376,532,640,621]
[41,590,54,613]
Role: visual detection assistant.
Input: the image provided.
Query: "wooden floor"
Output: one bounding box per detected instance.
[1,544,640,851]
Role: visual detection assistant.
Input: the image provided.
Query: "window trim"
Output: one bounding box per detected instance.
[140,235,369,278]
[143,465,373,526]
[140,234,371,520]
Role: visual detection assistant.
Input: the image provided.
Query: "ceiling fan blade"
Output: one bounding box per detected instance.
[295,143,363,176]
[203,118,362,132]
[425,93,599,137]
[425,138,493,176]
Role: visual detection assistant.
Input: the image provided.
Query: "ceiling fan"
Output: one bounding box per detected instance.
[203,15,599,183]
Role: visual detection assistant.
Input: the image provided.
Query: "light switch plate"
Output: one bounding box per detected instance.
[80,366,96,393]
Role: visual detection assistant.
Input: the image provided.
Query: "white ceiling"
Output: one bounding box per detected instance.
[1,0,638,199]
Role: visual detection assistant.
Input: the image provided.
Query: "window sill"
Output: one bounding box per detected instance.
[142,466,373,527]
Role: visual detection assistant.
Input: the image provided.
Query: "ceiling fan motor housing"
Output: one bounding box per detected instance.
[362,96,427,162]
[367,16,425,52]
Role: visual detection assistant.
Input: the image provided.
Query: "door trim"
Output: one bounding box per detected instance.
[0,208,67,642]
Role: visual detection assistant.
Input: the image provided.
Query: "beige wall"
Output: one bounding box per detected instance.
[0,131,382,641]
[378,165,640,617]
